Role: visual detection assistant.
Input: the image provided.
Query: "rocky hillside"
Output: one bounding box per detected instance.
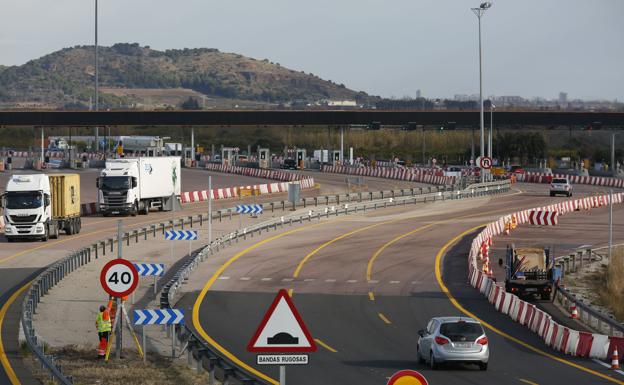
[0,43,370,109]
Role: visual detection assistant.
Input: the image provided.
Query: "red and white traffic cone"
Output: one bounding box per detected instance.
[611,348,620,370]
[569,304,578,319]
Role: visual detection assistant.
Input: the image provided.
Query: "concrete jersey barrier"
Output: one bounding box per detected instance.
[466,191,624,362]
[321,165,455,186]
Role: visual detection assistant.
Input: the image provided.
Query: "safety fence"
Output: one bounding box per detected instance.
[466,191,624,362]
[518,172,624,189]
[321,165,456,186]
[160,180,511,385]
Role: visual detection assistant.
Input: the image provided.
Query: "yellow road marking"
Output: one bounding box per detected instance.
[434,226,624,385]
[0,280,32,385]
[193,220,329,385]
[519,379,540,385]
[368,291,375,301]
[287,288,294,297]
[314,338,338,353]
[378,313,392,324]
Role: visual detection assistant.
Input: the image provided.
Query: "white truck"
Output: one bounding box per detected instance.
[2,174,82,242]
[97,157,181,216]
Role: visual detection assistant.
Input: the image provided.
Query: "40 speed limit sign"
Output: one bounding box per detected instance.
[100,259,139,297]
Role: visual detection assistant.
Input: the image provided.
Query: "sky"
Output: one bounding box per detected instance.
[1,0,623,101]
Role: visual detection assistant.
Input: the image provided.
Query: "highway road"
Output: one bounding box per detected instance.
[183,182,624,385]
[0,167,429,384]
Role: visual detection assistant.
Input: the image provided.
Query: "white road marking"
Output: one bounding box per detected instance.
[346,280,358,283]
[593,359,624,376]
[325,279,337,283]
[261,277,273,281]
[218,276,230,280]
[390,280,400,284]
[282,278,294,282]
[304,278,316,282]
[411,281,421,285]
[368,280,379,284]
[240,277,251,281]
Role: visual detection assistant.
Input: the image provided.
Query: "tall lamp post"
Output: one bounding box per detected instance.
[471,1,492,181]
[94,0,99,151]
[489,103,495,160]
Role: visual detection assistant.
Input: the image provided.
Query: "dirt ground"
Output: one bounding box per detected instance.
[23,346,211,385]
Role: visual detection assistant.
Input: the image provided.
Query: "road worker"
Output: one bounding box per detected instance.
[95,301,112,358]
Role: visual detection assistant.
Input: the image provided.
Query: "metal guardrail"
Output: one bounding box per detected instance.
[17,183,467,384]
[160,180,511,385]
[553,246,624,337]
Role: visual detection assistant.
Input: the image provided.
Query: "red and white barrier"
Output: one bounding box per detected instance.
[528,210,558,225]
[321,165,455,186]
[518,172,624,189]
[464,190,624,362]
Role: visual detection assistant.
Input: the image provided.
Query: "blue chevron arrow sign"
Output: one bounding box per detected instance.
[133,263,165,277]
[235,204,263,215]
[164,230,198,241]
[133,309,185,325]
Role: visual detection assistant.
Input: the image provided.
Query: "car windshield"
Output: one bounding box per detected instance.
[100,176,131,190]
[553,178,568,184]
[284,159,296,165]
[5,192,43,209]
[440,321,483,342]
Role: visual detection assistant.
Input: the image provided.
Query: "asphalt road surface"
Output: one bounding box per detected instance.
[184,182,624,385]
[0,167,430,384]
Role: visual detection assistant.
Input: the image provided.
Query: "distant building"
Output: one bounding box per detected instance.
[416,89,422,99]
[559,92,568,105]
[327,100,357,107]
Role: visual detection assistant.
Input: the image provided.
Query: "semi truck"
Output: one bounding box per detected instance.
[97,157,181,216]
[504,244,561,300]
[2,174,81,242]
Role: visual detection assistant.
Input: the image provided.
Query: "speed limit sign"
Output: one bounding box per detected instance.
[100,259,139,297]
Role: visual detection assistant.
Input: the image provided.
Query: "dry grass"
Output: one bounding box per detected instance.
[24,346,210,385]
[600,247,624,321]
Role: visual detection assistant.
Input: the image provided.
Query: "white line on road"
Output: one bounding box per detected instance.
[368,280,379,284]
[240,277,251,281]
[325,279,337,283]
[593,359,624,376]
[346,280,358,283]
[282,278,294,282]
[261,278,273,281]
[390,281,400,284]
[304,278,316,282]
[218,276,230,280]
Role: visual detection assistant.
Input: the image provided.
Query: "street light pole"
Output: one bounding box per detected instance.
[94,0,99,151]
[472,2,492,181]
[489,104,495,160]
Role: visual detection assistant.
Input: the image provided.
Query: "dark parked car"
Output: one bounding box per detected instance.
[281,159,297,169]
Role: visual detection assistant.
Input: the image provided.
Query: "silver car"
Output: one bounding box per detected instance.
[550,177,573,197]
[417,316,489,370]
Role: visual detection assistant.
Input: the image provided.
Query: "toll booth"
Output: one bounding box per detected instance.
[296,149,306,169]
[332,150,342,165]
[221,147,238,166]
[258,148,270,169]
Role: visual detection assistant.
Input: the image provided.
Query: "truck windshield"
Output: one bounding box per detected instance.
[100,176,131,190]
[5,192,43,209]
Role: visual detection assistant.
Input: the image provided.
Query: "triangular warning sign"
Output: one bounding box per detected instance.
[247,289,317,352]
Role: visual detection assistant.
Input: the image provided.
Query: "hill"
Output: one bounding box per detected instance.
[0,43,371,109]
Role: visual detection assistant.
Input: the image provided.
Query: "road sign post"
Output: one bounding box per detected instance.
[100,256,139,361]
[248,289,316,385]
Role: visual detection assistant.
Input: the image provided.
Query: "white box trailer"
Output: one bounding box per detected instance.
[97,157,181,216]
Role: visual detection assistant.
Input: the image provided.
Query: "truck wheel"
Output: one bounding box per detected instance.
[51,224,59,239]
[76,217,81,234]
[41,228,49,242]
[131,202,138,217]
[65,220,74,235]
[139,201,149,215]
